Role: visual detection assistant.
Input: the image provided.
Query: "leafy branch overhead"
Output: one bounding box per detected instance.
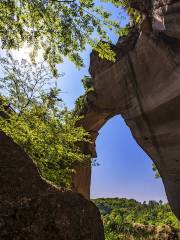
[0,0,140,74]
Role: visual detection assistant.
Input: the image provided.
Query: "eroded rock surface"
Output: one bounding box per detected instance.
[0,132,104,240]
[73,0,180,220]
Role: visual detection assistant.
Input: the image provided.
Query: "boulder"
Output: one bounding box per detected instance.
[0,132,104,240]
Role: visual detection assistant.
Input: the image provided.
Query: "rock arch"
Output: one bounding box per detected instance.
[73,0,180,220]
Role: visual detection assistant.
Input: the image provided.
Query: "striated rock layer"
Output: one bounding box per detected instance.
[0,132,104,239]
[73,0,180,220]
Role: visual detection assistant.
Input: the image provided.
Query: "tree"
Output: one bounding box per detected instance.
[0,0,138,75]
[152,163,161,178]
[93,198,180,240]
[0,54,90,188]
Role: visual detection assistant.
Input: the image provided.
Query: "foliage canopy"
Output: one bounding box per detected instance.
[94,198,180,240]
[0,0,139,74]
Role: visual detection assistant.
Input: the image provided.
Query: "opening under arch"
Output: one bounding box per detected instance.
[91,115,167,202]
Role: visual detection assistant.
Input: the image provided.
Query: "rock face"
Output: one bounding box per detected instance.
[73,0,180,220]
[0,132,104,239]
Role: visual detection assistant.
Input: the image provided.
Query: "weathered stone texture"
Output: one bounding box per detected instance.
[74,0,180,220]
[153,0,180,39]
[0,132,104,240]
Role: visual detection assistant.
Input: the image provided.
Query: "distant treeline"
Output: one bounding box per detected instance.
[93,198,180,240]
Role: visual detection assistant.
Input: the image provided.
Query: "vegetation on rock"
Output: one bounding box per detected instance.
[74,75,94,114]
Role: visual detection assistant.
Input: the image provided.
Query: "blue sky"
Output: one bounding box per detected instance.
[91,116,167,202]
[57,3,167,202]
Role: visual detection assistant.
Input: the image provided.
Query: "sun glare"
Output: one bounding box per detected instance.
[11,44,43,62]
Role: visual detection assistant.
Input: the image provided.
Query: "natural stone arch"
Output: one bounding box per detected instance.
[73,0,180,220]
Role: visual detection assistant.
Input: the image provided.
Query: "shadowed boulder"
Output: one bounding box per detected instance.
[0,132,104,240]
